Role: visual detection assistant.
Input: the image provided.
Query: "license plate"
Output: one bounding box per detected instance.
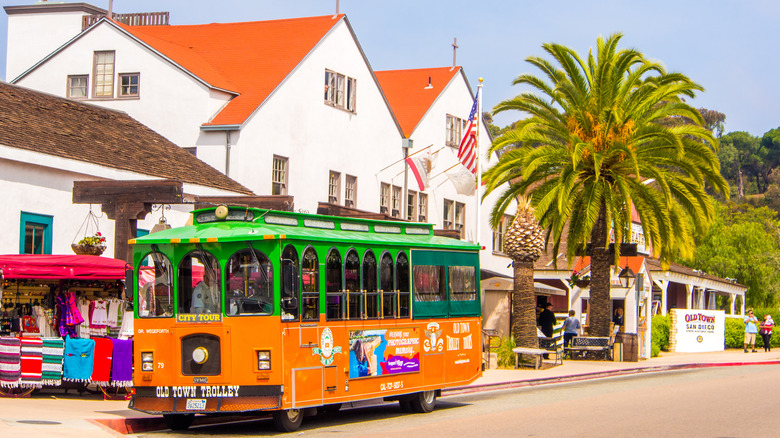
[185,399,207,410]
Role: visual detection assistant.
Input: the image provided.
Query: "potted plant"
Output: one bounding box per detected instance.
[72,232,107,256]
[568,270,591,288]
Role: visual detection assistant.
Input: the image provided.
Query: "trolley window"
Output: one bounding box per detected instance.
[301,247,319,321]
[179,250,221,315]
[226,248,273,316]
[363,250,378,318]
[449,266,477,301]
[280,245,299,320]
[380,252,395,318]
[326,248,343,320]
[345,249,361,319]
[138,252,173,318]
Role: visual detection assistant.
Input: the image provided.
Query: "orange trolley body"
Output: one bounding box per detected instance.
[129,206,482,431]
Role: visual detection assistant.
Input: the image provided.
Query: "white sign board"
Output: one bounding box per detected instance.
[672,309,725,352]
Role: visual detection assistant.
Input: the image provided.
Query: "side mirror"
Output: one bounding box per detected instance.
[125,266,134,302]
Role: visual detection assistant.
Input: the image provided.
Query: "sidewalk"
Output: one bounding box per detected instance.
[0,349,777,437]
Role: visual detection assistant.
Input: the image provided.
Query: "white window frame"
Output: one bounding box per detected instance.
[345,175,357,208]
[328,171,341,204]
[272,155,288,195]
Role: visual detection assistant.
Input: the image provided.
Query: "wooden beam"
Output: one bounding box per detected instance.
[195,195,294,211]
[73,180,183,204]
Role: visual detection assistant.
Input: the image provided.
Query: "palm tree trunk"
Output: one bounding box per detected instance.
[589,203,611,337]
[511,259,538,348]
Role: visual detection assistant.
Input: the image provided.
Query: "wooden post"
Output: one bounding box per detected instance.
[73,180,183,263]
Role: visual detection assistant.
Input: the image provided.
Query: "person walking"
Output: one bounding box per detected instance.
[760,313,774,352]
[744,309,759,353]
[562,310,581,349]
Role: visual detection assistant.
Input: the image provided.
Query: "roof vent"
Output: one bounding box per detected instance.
[424,76,433,90]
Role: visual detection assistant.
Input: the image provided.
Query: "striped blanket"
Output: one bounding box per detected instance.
[0,336,21,388]
[42,337,64,386]
[20,337,43,388]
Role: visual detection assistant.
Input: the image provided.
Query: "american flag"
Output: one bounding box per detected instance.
[457,91,479,174]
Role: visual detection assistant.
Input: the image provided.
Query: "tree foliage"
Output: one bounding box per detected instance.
[684,203,780,307]
[483,33,728,336]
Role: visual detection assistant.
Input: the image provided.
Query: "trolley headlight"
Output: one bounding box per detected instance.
[257,350,271,370]
[141,351,154,371]
[192,346,209,364]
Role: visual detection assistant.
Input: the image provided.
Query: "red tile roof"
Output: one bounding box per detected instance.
[119,15,344,126]
[375,67,462,137]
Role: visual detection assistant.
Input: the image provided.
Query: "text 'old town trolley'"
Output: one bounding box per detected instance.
[128,205,482,431]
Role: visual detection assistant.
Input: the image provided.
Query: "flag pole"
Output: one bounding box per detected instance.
[475,78,483,246]
[376,144,434,174]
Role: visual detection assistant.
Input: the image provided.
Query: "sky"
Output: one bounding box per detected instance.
[1,0,779,136]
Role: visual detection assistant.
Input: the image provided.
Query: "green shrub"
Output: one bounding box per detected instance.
[496,336,517,368]
[650,315,670,356]
[725,317,746,348]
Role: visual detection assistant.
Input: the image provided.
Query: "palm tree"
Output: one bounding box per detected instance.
[503,197,545,348]
[483,33,728,337]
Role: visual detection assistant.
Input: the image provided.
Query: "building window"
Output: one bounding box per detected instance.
[493,214,512,254]
[345,175,357,208]
[325,69,357,113]
[93,50,115,98]
[272,155,288,195]
[67,75,88,99]
[328,171,341,204]
[118,73,139,97]
[20,211,53,254]
[391,185,402,218]
[407,190,417,221]
[443,199,454,229]
[183,147,197,156]
[418,193,428,223]
[380,183,390,214]
[455,202,466,238]
[446,114,464,147]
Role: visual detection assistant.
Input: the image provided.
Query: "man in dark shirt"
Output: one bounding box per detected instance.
[539,303,556,338]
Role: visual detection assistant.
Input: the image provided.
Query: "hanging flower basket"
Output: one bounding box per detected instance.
[568,270,591,288]
[574,279,591,288]
[71,243,106,256]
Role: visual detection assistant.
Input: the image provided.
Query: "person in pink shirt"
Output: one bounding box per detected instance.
[760,314,774,352]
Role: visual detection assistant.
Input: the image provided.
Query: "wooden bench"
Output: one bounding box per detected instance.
[565,336,613,360]
[513,323,564,369]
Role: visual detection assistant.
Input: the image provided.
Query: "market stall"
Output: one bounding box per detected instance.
[0,255,133,397]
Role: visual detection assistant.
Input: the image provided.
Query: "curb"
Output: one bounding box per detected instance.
[442,360,780,397]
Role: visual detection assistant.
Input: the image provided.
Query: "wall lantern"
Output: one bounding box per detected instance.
[618,266,636,288]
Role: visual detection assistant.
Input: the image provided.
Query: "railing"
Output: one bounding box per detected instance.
[82,11,170,30]
[482,329,501,369]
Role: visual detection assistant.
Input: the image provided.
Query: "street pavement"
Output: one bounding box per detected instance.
[0,349,776,437]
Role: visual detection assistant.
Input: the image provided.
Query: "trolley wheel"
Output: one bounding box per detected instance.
[409,390,437,413]
[272,408,303,432]
[163,413,194,431]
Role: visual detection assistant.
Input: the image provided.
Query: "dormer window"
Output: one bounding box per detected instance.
[119,73,140,97]
[324,69,356,113]
[67,75,88,99]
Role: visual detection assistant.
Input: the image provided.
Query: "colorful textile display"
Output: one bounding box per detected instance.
[111,338,133,387]
[42,337,64,386]
[0,336,22,387]
[57,292,84,337]
[91,337,113,386]
[20,337,43,388]
[63,336,94,382]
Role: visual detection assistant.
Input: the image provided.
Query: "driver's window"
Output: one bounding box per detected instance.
[178,250,221,315]
[226,248,273,316]
[280,245,299,321]
[138,252,173,317]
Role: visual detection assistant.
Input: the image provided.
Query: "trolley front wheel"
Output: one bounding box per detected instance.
[272,408,303,432]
